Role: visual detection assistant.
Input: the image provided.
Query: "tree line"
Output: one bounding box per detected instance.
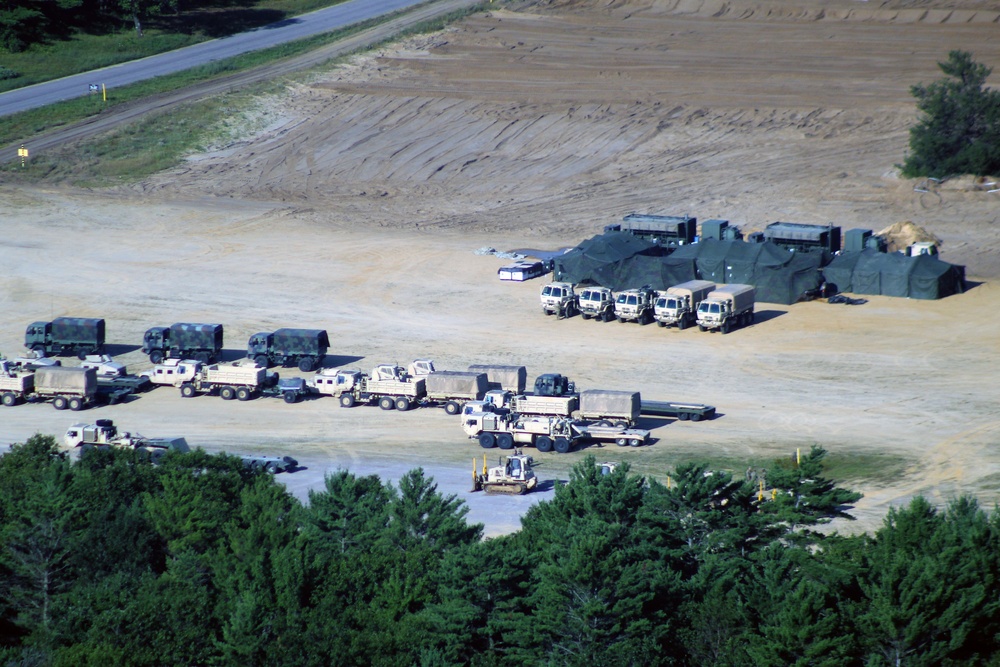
[1,434,998,666]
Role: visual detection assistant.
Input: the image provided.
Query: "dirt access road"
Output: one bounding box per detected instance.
[2,0,999,536]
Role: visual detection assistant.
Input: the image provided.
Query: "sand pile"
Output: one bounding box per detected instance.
[876,221,941,254]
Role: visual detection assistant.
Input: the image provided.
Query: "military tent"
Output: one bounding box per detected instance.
[820,250,965,299]
[553,232,664,286]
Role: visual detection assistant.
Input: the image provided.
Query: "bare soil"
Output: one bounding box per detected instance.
[2,0,1000,536]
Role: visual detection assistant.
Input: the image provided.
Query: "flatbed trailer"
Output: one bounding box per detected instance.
[640,400,716,421]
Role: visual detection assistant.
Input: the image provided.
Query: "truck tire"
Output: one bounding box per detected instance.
[678,317,688,330]
[629,438,643,447]
[31,344,45,354]
[52,396,68,410]
[543,308,552,316]
[265,462,279,473]
[677,412,690,421]
[581,312,591,320]
[68,397,84,411]
[77,350,88,361]
[283,391,298,404]
[615,437,628,447]
[2,392,18,407]
[602,310,613,322]
[598,420,612,427]
[444,401,461,415]
[497,433,515,450]
[618,316,627,323]
[298,357,315,372]
[394,396,411,411]
[614,421,628,429]
[698,324,707,332]
[339,394,356,408]
[478,433,496,449]
[554,437,572,454]
[535,436,553,453]
[149,349,164,364]
[254,354,269,368]
[236,387,252,401]
[379,396,395,411]
[181,383,197,398]
[690,413,703,422]
[721,320,730,335]
[748,311,755,324]
[220,386,237,401]
[657,320,666,327]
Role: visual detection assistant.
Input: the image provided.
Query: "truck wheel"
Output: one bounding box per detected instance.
[181,383,196,398]
[629,438,643,447]
[677,412,690,421]
[602,310,613,322]
[283,391,298,404]
[298,357,315,372]
[478,433,496,449]
[395,397,411,411]
[554,437,572,454]
[581,313,591,320]
[698,324,707,332]
[598,420,612,427]
[236,387,252,401]
[254,354,269,368]
[690,413,703,422]
[220,386,236,401]
[678,318,688,330]
[149,349,164,364]
[444,401,461,415]
[52,396,68,410]
[31,344,45,353]
[535,436,553,453]
[339,394,356,408]
[618,316,627,323]
[615,437,628,447]
[77,350,88,361]
[379,396,395,410]
[614,421,628,429]
[748,311,755,324]
[543,309,552,316]
[2,392,18,407]
[265,462,279,473]
[721,321,730,334]
[497,433,515,450]
[68,397,84,411]
[657,320,666,327]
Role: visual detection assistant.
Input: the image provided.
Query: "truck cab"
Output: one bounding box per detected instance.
[540,282,578,318]
[408,359,436,377]
[614,287,655,324]
[142,359,202,387]
[142,327,170,362]
[654,292,688,326]
[533,373,575,397]
[577,287,615,321]
[310,369,363,396]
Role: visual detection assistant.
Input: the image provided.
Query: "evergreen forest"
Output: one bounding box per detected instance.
[1,434,999,666]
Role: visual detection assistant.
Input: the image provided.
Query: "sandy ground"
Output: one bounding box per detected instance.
[2,0,1000,536]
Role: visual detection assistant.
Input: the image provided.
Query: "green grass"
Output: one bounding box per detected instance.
[0,0,354,94]
[1,3,490,185]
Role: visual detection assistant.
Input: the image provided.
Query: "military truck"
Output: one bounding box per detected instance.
[696,284,755,333]
[577,286,615,321]
[0,359,35,407]
[614,287,656,324]
[468,364,527,394]
[424,371,489,414]
[246,328,329,371]
[143,323,224,364]
[653,280,716,329]
[167,361,267,400]
[25,317,105,359]
[64,419,190,461]
[578,390,640,427]
[472,452,538,495]
[540,282,578,318]
[462,410,650,453]
[32,366,98,410]
[313,365,426,411]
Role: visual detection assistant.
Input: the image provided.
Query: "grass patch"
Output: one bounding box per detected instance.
[1,2,491,185]
[0,0,354,95]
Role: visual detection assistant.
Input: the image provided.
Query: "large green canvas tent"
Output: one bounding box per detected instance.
[820,249,965,299]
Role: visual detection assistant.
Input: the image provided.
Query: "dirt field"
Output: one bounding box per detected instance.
[2,0,1000,536]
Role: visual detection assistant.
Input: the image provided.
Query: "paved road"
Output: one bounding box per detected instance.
[0,0,430,118]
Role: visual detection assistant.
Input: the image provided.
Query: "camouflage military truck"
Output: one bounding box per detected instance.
[143,323,224,364]
[24,317,105,359]
[247,328,329,371]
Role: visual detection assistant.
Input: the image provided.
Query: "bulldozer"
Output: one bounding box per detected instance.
[472,451,538,495]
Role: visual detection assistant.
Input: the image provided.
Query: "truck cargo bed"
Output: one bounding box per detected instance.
[641,400,716,421]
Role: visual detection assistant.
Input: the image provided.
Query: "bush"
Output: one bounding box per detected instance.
[0,65,20,80]
[902,50,1000,179]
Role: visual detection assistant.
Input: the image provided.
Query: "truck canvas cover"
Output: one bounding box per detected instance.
[171,323,223,349]
[425,371,488,396]
[579,390,640,416]
[272,328,329,353]
[468,365,527,394]
[35,366,97,393]
[51,317,105,343]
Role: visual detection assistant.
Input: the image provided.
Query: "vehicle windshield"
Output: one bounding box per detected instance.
[616,293,627,304]
[626,295,638,306]
[581,291,597,301]
[542,286,554,296]
[666,297,680,309]
[655,298,666,308]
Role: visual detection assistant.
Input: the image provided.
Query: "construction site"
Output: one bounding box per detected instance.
[1,0,999,536]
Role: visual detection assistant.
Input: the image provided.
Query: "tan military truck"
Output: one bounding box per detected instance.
[614,287,656,324]
[696,284,756,333]
[577,286,615,321]
[653,280,716,329]
[33,366,98,411]
[313,365,427,411]
[179,361,267,400]
[0,359,34,407]
[540,282,578,318]
[462,410,650,453]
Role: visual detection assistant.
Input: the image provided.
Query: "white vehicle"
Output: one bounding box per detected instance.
[907,241,939,257]
[462,410,650,453]
[312,365,426,411]
[653,280,716,329]
[540,282,578,318]
[614,287,656,324]
[697,284,755,333]
[142,358,202,387]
